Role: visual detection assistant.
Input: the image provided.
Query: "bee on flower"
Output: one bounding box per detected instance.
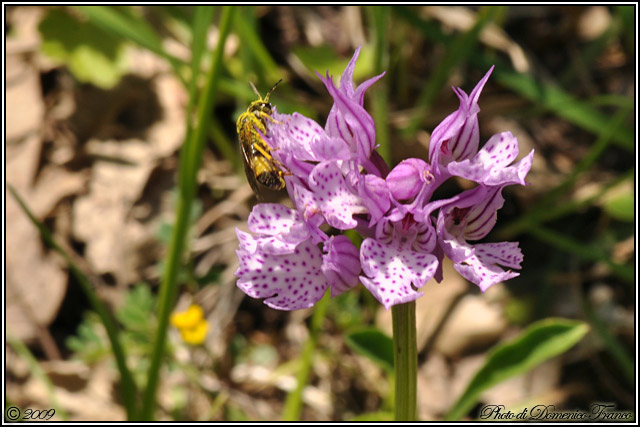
[235,47,534,311]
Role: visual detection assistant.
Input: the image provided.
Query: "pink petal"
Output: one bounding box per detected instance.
[359,238,438,310]
[453,243,521,293]
[322,235,361,297]
[309,162,366,230]
[236,239,328,311]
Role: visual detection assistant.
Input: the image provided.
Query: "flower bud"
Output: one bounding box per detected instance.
[386,158,429,200]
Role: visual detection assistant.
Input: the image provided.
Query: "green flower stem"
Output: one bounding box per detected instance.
[282,291,330,421]
[392,301,417,421]
[140,6,234,420]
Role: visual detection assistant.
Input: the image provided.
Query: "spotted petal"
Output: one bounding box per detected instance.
[247,204,310,254]
[453,242,522,292]
[309,162,367,230]
[270,112,324,161]
[447,132,534,186]
[359,238,438,310]
[235,239,328,310]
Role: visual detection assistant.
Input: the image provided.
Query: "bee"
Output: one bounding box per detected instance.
[236,79,286,195]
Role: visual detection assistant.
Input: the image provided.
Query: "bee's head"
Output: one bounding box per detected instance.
[248,100,273,116]
[248,79,282,115]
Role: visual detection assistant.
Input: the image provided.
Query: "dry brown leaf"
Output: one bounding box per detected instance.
[7,135,84,342]
[423,6,530,73]
[418,353,452,420]
[433,292,508,358]
[71,72,185,284]
[20,359,126,421]
[6,55,45,142]
[72,139,162,284]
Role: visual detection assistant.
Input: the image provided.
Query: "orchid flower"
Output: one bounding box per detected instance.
[235,47,533,310]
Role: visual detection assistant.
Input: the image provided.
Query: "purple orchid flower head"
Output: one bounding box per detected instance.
[234,48,533,310]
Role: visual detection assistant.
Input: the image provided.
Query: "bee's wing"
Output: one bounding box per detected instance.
[238,127,263,199]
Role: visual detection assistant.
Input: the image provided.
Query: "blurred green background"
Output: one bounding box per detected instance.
[5,5,635,421]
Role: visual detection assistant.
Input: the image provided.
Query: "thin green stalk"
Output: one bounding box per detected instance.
[282,291,330,421]
[392,301,417,421]
[186,6,216,127]
[403,6,501,137]
[8,334,69,420]
[529,225,633,283]
[233,8,281,84]
[581,297,634,386]
[368,6,392,165]
[498,105,633,239]
[8,185,138,419]
[140,6,234,420]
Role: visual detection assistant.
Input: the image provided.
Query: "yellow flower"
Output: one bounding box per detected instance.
[179,319,209,345]
[171,304,209,345]
[171,304,204,329]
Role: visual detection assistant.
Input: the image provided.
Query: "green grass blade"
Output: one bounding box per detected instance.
[498,101,633,239]
[281,291,330,421]
[581,297,634,386]
[186,6,216,117]
[183,6,216,146]
[487,64,634,151]
[139,6,235,420]
[528,226,634,284]
[446,318,589,421]
[74,6,187,84]
[403,6,503,136]
[500,170,634,239]
[7,334,70,420]
[345,327,394,374]
[233,8,281,84]
[8,185,138,419]
[367,6,392,165]
[394,7,634,150]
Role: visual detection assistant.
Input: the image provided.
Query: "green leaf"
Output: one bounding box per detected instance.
[116,284,156,333]
[350,411,394,421]
[72,6,188,86]
[446,318,589,421]
[602,191,634,222]
[344,328,394,374]
[66,312,111,363]
[39,8,128,88]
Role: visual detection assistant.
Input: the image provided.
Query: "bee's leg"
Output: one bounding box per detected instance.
[273,157,292,175]
[251,140,272,159]
[252,142,290,175]
[259,111,283,125]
